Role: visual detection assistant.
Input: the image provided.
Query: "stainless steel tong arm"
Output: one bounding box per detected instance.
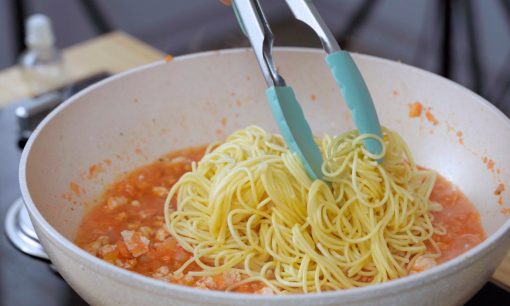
[232,0,285,87]
[284,0,341,54]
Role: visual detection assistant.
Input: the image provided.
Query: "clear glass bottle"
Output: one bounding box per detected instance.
[19,14,65,94]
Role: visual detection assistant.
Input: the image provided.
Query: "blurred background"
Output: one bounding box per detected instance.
[0,0,509,111]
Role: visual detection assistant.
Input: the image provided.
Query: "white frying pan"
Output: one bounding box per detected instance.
[20,48,510,306]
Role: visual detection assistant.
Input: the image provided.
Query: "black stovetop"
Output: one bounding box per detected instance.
[0,102,87,305]
[0,99,509,306]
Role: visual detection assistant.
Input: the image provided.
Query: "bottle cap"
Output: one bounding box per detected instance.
[25,14,56,48]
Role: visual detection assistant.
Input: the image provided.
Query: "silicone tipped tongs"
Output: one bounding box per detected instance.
[232,0,383,181]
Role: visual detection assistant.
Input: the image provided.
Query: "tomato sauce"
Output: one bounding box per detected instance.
[75,147,485,293]
[430,175,485,263]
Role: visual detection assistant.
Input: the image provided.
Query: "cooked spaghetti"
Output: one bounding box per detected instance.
[164,125,443,293]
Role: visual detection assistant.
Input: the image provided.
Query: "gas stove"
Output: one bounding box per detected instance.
[0,75,508,306]
[0,100,88,306]
[0,74,108,306]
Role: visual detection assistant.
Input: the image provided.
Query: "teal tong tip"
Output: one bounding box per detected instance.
[232,0,383,182]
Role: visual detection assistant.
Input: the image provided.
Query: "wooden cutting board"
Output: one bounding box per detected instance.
[0,31,163,107]
[493,251,510,290]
